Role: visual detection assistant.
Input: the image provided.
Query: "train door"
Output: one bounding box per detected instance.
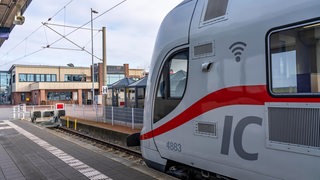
[152,49,190,161]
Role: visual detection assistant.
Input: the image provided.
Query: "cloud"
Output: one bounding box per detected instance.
[0,0,183,70]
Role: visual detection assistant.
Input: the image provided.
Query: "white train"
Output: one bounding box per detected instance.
[128,0,320,179]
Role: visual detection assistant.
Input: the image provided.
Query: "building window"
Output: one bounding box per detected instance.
[154,50,188,123]
[27,74,34,82]
[35,74,40,82]
[52,74,57,82]
[47,92,72,101]
[94,74,98,82]
[107,74,125,85]
[40,74,45,82]
[12,74,15,83]
[19,74,27,82]
[46,74,51,82]
[268,21,320,95]
[65,74,86,82]
[21,93,26,101]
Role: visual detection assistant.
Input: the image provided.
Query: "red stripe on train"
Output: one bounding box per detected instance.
[140,85,320,140]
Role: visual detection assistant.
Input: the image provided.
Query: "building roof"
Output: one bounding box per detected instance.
[0,0,32,47]
[8,64,90,72]
[128,76,148,88]
[109,77,136,88]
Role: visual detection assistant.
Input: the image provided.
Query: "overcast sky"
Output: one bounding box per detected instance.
[0,0,183,71]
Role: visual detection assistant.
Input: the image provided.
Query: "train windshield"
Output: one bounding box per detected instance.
[269,21,320,95]
[153,50,188,123]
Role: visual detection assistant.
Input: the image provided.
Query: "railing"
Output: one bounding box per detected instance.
[105,106,143,129]
[64,104,143,129]
[10,104,55,120]
[9,104,143,130]
[65,104,104,122]
[10,104,28,120]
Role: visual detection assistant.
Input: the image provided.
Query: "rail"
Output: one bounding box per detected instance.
[56,126,142,158]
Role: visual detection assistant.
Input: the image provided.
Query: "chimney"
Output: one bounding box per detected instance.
[124,64,129,77]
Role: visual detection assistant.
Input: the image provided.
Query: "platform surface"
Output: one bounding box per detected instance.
[0,119,170,180]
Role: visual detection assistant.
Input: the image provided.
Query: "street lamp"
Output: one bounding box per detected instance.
[91,8,98,106]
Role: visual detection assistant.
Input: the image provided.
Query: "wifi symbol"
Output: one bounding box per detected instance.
[229,42,247,62]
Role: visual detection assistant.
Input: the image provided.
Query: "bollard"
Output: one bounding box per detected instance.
[67,117,69,128]
[74,119,77,130]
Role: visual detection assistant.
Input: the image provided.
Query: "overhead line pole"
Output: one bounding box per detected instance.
[102,27,107,121]
[91,8,98,108]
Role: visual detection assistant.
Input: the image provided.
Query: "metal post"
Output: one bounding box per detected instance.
[95,103,98,122]
[18,105,21,119]
[102,27,107,122]
[91,8,98,108]
[13,106,16,119]
[111,106,114,126]
[22,104,26,120]
[131,108,134,130]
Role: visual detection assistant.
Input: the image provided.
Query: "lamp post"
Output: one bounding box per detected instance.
[91,8,98,106]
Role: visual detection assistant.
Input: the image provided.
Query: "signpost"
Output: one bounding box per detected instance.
[102,86,108,95]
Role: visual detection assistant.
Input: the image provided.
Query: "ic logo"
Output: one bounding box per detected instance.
[229,42,247,62]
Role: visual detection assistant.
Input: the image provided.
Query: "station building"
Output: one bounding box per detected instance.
[7,63,145,105]
[0,71,11,104]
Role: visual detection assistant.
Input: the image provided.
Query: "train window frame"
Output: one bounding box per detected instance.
[267,20,320,96]
[200,0,229,27]
[153,50,189,123]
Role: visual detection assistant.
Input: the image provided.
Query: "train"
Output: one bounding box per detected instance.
[127,0,320,179]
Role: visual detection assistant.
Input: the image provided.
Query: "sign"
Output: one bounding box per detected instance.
[55,103,65,110]
[102,86,108,95]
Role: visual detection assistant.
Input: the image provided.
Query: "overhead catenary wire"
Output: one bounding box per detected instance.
[0,0,128,66]
[1,49,44,66]
[0,0,75,65]
[43,22,102,61]
[46,0,128,50]
[44,22,101,31]
[43,46,84,52]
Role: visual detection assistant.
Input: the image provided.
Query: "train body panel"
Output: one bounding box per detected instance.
[140,0,320,179]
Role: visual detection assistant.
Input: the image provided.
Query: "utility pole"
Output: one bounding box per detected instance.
[102,27,106,88]
[102,27,107,121]
[91,8,98,106]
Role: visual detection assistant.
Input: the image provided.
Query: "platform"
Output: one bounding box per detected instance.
[0,119,173,180]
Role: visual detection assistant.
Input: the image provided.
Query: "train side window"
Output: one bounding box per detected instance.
[268,22,320,95]
[203,0,228,22]
[154,50,188,123]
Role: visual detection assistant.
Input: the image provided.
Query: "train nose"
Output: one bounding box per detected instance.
[126,132,141,146]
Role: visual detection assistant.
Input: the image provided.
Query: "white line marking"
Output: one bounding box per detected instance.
[5,120,112,180]
[0,126,13,130]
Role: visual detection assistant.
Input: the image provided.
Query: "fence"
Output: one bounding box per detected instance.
[105,106,143,129]
[64,104,143,129]
[8,104,143,129]
[10,104,28,120]
[10,104,55,120]
[65,104,104,122]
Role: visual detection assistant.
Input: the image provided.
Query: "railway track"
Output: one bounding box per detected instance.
[52,126,142,159]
